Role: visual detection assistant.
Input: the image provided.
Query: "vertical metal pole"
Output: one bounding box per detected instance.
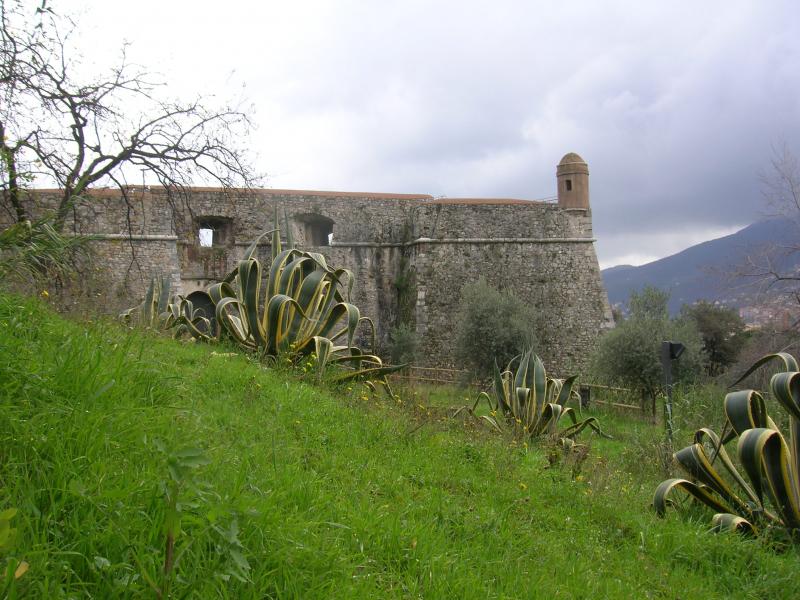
[661,341,674,448]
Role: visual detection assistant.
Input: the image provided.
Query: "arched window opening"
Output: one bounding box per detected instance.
[295,213,335,247]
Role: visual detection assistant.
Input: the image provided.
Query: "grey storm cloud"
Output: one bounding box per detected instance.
[76,0,800,266]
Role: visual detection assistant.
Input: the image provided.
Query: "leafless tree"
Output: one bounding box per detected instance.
[735,145,800,327]
[0,0,259,230]
[761,144,800,222]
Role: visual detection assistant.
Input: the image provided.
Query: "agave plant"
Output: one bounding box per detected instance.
[206,225,364,355]
[209,224,392,373]
[480,349,604,440]
[120,277,212,340]
[120,276,173,329]
[654,352,800,538]
[123,213,400,384]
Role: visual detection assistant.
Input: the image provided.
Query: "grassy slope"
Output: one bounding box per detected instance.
[0,294,797,598]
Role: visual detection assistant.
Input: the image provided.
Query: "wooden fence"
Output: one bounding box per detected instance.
[387,365,648,415]
[387,365,479,387]
[577,383,648,414]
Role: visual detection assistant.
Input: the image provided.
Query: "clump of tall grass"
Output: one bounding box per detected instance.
[3,294,799,597]
[0,217,89,285]
[0,295,249,596]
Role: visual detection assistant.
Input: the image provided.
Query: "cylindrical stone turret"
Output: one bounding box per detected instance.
[557,152,589,209]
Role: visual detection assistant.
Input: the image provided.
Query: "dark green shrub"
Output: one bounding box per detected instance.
[590,287,706,403]
[0,217,89,285]
[680,301,747,376]
[454,278,538,379]
[388,323,419,367]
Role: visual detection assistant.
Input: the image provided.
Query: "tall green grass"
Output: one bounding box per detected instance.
[0,294,797,598]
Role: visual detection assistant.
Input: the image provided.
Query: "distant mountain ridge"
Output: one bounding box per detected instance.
[601,219,800,316]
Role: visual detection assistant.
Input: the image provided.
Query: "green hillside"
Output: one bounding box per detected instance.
[0,294,795,598]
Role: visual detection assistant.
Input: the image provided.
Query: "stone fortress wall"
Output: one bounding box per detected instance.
[6,153,613,374]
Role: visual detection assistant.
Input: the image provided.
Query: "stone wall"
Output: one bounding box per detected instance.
[2,183,613,375]
[404,201,608,374]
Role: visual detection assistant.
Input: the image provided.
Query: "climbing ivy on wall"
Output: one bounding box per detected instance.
[393,216,416,329]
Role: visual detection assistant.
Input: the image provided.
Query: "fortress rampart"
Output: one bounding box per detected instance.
[4,153,613,374]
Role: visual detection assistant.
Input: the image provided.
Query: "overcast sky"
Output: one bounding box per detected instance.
[71,0,800,268]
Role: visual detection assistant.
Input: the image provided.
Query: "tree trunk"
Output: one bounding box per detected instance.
[54,188,75,232]
[0,122,28,223]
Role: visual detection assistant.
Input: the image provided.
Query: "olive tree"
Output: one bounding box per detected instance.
[590,287,706,406]
[454,278,539,379]
[680,301,747,376]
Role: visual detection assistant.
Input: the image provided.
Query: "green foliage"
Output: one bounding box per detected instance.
[591,287,706,401]
[454,278,539,379]
[670,383,729,442]
[629,286,670,320]
[392,251,415,325]
[120,276,174,330]
[123,216,400,385]
[655,352,800,541]
[388,323,419,367]
[208,226,399,383]
[120,276,213,340]
[681,301,747,376]
[151,442,213,597]
[210,225,363,357]
[2,294,799,596]
[0,217,89,284]
[481,349,604,441]
[0,508,17,554]
[140,441,251,596]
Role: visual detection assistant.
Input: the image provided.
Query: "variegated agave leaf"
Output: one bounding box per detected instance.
[655,352,800,540]
[120,276,171,330]
[313,335,401,384]
[214,223,401,386]
[212,243,370,359]
[121,278,214,342]
[165,295,214,341]
[711,513,757,536]
[483,349,604,441]
[123,221,401,386]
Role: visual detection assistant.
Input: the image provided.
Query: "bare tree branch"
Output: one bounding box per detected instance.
[0,0,261,230]
[729,144,800,330]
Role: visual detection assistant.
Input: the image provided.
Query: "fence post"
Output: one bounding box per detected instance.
[660,341,685,450]
[579,385,591,408]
